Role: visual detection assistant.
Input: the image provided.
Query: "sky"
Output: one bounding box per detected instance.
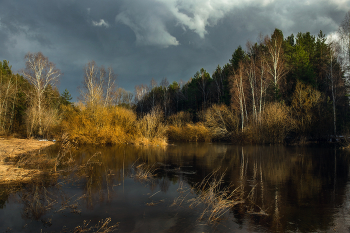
[0,0,349,100]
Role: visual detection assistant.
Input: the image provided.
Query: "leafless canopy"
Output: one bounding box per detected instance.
[22,52,61,97]
[81,61,117,107]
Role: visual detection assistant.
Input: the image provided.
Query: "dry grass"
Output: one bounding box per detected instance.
[136,107,168,145]
[188,170,243,223]
[72,218,119,233]
[172,169,244,224]
[0,138,55,184]
[131,162,158,181]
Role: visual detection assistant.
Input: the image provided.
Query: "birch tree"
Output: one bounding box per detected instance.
[81,61,116,108]
[265,30,288,99]
[245,43,258,122]
[339,11,350,77]
[327,37,344,137]
[22,52,61,136]
[231,62,248,132]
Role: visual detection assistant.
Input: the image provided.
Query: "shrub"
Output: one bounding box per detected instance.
[291,80,323,138]
[168,123,211,142]
[258,102,293,143]
[167,111,192,127]
[135,106,168,145]
[203,104,240,141]
[61,105,137,145]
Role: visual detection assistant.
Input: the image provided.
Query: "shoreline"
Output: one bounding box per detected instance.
[0,138,55,184]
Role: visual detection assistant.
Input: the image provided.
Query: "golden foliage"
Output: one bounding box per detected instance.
[61,105,137,145]
[136,107,168,145]
[168,123,211,142]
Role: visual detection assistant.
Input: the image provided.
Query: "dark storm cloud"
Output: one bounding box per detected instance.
[0,0,349,100]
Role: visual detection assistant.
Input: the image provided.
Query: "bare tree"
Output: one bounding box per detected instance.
[327,37,344,137]
[115,87,133,106]
[231,62,248,132]
[134,84,148,113]
[81,61,116,108]
[264,31,288,99]
[82,61,103,107]
[22,52,61,136]
[245,42,258,122]
[339,11,350,77]
[149,78,157,109]
[105,67,117,107]
[257,45,268,123]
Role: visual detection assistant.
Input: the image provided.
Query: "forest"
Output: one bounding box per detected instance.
[1,16,350,145]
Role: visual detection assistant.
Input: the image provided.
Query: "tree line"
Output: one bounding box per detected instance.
[134,25,350,143]
[1,12,350,145]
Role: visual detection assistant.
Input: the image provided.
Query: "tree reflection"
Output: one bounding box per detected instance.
[2,143,349,232]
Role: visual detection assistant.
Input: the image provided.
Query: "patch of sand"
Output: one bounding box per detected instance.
[0,138,55,184]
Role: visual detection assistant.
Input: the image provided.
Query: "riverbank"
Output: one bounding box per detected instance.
[0,138,55,184]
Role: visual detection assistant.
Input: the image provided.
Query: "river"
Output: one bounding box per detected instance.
[0,143,349,232]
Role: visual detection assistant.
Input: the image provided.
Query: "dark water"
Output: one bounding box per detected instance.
[0,143,350,232]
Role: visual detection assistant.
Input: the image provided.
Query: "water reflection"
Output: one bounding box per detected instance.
[0,143,349,232]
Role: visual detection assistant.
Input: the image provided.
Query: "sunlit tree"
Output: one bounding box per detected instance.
[22,52,61,136]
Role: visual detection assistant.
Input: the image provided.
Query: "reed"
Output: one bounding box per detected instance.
[188,169,243,223]
[132,163,157,181]
[72,218,118,232]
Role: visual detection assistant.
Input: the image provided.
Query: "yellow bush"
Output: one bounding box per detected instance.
[168,123,211,142]
[61,105,137,145]
[135,107,168,145]
[258,102,293,143]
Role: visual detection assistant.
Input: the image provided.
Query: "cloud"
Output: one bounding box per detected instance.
[1,0,350,100]
[114,0,282,47]
[92,19,109,28]
[115,0,350,48]
[115,1,179,47]
[115,0,245,47]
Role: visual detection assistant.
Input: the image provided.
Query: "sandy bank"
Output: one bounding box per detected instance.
[0,138,55,184]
